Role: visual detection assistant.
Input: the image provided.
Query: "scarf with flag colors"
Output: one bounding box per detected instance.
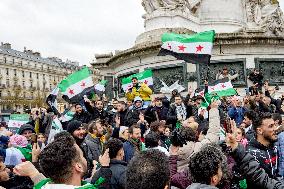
[8,114,29,128]
[158,30,215,64]
[58,67,94,103]
[121,70,153,92]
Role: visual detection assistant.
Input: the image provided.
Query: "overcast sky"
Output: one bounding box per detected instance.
[0,1,283,65]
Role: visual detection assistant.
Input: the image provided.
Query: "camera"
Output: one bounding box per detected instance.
[170,128,187,147]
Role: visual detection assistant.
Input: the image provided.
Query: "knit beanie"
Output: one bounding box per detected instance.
[67,120,83,134]
[10,134,28,148]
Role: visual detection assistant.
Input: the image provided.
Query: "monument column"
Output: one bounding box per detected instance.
[199,0,246,33]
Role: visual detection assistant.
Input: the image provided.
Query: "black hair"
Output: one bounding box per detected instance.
[150,121,165,133]
[131,77,138,81]
[145,132,160,148]
[129,124,140,134]
[105,138,123,159]
[75,103,81,108]
[244,111,255,121]
[181,127,196,142]
[252,112,273,131]
[272,113,282,125]
[126,149,170,189]
[189,144,223,185]
[38,134,80,183]
[54,131,72,141]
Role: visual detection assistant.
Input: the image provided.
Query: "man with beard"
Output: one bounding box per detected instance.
[123,125,142,163]
[247,112,279,187]
[72,104,91,124]
[67,120,94,177]
[84,98,110,124]
[84,119,111,162]
[144,97,168,124]
[243,111,255,141]
[34,133,111,188]
[112,101,128,139]
[126,77,153,108]
[168,95,188,128]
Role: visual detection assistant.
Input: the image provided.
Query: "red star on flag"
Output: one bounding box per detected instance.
[221,84,226,88]
[196,45,204,52]
[68,89,74,95]
[178,45,186,52]
[81,82,86,87]
[210,87,215,91]
[167,43,172,50]
[199,91,204,96]
[12,122,16,126]
[144,80,148,84]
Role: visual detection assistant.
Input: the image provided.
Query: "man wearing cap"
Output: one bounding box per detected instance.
[125,97,147,127]
[125,77,153,108]
[216,67,239,81]
[144,97,169,124]
[18,124,35,144]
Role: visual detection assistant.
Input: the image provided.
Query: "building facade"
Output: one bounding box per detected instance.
[0,42,80,113]
[91,1,284,100]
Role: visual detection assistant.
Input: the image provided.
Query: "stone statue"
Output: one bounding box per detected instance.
[246,0,284,36]
[142,0,201,15]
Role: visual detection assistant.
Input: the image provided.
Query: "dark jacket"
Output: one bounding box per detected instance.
[248,72,263,86]
[245,127,255,142]
[125,107,142,127]
[84,101,110,123]
[144,105,169,124]
[123,140,141,163]
[72,110,92,124]
[84,134,103,161]
[115,109,128,126]
[247,138,279,179]
[92,159,127,189]
[228,106,247,126]
[167,104,188,129]
[231,144,284,189]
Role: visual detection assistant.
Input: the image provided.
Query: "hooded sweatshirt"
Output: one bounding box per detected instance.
[247,138,278,179]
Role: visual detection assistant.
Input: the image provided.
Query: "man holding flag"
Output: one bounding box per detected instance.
[124,70,153,108]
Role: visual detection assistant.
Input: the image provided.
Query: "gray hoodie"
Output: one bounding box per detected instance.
[186,183,218,189]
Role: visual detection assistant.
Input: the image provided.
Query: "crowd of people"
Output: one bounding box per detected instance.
[1,69,284,188]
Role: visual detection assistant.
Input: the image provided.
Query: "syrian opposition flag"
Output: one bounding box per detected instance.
[58,67,94,103]
[59,111,75,122]
[121,70,153,92]
[158,30,215,64]
[47,116,63,143]
[208,78,237,97]
[8,114,29,128]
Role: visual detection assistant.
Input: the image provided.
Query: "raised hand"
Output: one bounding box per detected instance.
[99,149,110,167]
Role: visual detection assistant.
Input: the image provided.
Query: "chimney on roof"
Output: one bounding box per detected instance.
[24,47,27,52]
[2,43,11,49]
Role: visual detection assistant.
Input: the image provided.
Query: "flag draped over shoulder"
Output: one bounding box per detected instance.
[158,30,215,64]
[121,70,153,92]
[58,67,94,103]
